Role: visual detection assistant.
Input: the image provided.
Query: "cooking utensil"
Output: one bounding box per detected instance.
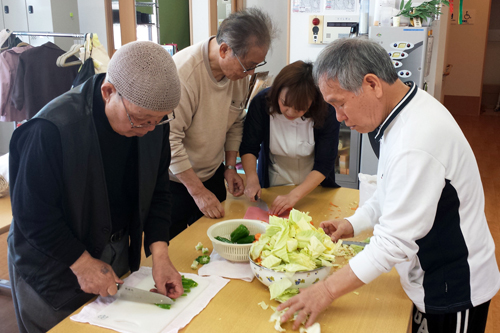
[342,240,369,247]
[254,194,269,212]
[115,284,174,305]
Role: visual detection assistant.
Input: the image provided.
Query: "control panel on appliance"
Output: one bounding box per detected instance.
[388,41,416,79]
[323,15,358,43]
[309,15,324,44]
[308,15,358,44]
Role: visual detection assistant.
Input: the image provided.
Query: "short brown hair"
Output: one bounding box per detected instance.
[267,61,328,128]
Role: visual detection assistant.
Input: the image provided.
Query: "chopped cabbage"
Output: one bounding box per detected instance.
[250,208,361,273]
[269,310,287,332]
[299,322,321,333]
[269,278,292,300]
[274,288,299,303]
[258,301,269,310]
[262,255,282,268]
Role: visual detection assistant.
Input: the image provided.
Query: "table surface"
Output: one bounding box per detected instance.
[0,195,12,235]
[49,186,412,333]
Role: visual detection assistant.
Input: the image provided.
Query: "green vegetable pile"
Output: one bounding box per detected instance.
[155,276,198,309]
[250,209,359,273]
[215,224,255,244]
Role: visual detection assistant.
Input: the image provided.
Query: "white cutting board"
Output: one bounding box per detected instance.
[90,274,209,333]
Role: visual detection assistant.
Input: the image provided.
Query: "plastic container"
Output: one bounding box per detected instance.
[207,219,268,262]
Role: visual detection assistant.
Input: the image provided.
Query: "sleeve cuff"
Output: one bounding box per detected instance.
[345,212,374,236]
[59,241,87,267]
[225,140,242,152]
[348,250,384,284]
[169,158,193,175]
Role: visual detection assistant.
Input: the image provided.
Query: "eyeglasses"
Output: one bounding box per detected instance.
[232,50,267,73]
[119,93,175,128]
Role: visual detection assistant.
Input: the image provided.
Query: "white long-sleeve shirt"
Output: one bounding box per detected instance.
[347,82,500,314]
[169,38,248,182]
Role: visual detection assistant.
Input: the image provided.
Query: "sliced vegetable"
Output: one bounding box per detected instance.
[230,224,250,242]
[195,242,203,251]
[215,236,232,243]
[190,260,199,270]
[274,288,299,303]
[250,208,362,273]
[258,301,269,310]
[269,278,292,301]
[196,255,210,265]
[202,247,209,254]
[299,322,321,333]
[156,276,199,309]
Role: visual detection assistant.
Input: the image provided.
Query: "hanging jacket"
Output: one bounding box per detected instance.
[11,42,79,120]
[0,44,33,122]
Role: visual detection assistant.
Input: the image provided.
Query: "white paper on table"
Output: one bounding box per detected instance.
[71,267,229,333]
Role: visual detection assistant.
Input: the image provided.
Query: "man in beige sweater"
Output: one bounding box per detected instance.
[169,8,275,238]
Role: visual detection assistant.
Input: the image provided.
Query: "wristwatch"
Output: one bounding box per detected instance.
[225,165,236,171]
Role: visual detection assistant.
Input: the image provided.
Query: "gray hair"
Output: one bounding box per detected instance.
[216,7,276,57]
[313,38,398,93]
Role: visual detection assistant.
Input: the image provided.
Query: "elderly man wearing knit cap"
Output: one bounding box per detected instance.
[8,41,183,333]
[168,8,275,238]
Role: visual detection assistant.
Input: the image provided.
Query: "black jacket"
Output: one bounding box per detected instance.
[239,88,340,188]
[8,75,172,310]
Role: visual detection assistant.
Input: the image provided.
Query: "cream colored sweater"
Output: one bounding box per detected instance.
[169,38,248,183]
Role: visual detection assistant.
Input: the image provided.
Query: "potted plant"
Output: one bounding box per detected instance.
[397,0,450,27]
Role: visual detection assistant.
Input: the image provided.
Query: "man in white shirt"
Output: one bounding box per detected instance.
[278,38,500,333]
[169,8,275,238]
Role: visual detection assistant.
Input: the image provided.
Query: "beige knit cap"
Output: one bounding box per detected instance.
[107,41,181,111]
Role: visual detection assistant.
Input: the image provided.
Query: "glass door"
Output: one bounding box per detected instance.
[335,123,360,189]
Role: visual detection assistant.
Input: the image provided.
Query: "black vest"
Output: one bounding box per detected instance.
[8,75,168,309]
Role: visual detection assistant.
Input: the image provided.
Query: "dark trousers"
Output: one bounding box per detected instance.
[412,301,490,333]
[169,164,226,240]
[8,233,130,333]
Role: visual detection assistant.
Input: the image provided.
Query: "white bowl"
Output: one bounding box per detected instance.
[207,219,268,262]
[250,258,331,288]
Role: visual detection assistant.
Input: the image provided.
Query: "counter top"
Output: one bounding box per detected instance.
[49,186,412,333]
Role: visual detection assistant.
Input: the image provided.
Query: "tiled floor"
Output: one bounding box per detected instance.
[0,113,499,333]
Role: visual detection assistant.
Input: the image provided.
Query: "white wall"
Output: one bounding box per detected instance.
[77,0,108,52]
[191,0,210,45]
[289,0,375,63]
[245,0,288,77]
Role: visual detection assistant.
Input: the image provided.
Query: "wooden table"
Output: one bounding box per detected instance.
[0,195,12,235]
[50,186,412,333]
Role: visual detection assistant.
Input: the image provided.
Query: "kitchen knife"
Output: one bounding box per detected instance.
[341,240,369,247]
[254,194,269,212]
[115,284,174,305]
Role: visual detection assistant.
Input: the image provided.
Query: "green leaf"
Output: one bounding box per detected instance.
[400,0,405,10]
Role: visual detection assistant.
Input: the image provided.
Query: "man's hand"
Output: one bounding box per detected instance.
[70,251,123,297]
[192,187,225,218]
[277,280,336,330]
[243,176,261,202]
[269,193,300,216]
[224,168,244,197]
[150,242,183,299]
[277,265,364,329]
[319,219,354,242]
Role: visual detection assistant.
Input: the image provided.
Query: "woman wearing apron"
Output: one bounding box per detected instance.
[240,61,340,215]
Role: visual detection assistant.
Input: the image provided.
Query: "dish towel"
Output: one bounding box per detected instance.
[71,267,229,333]
[198,249,255,282]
